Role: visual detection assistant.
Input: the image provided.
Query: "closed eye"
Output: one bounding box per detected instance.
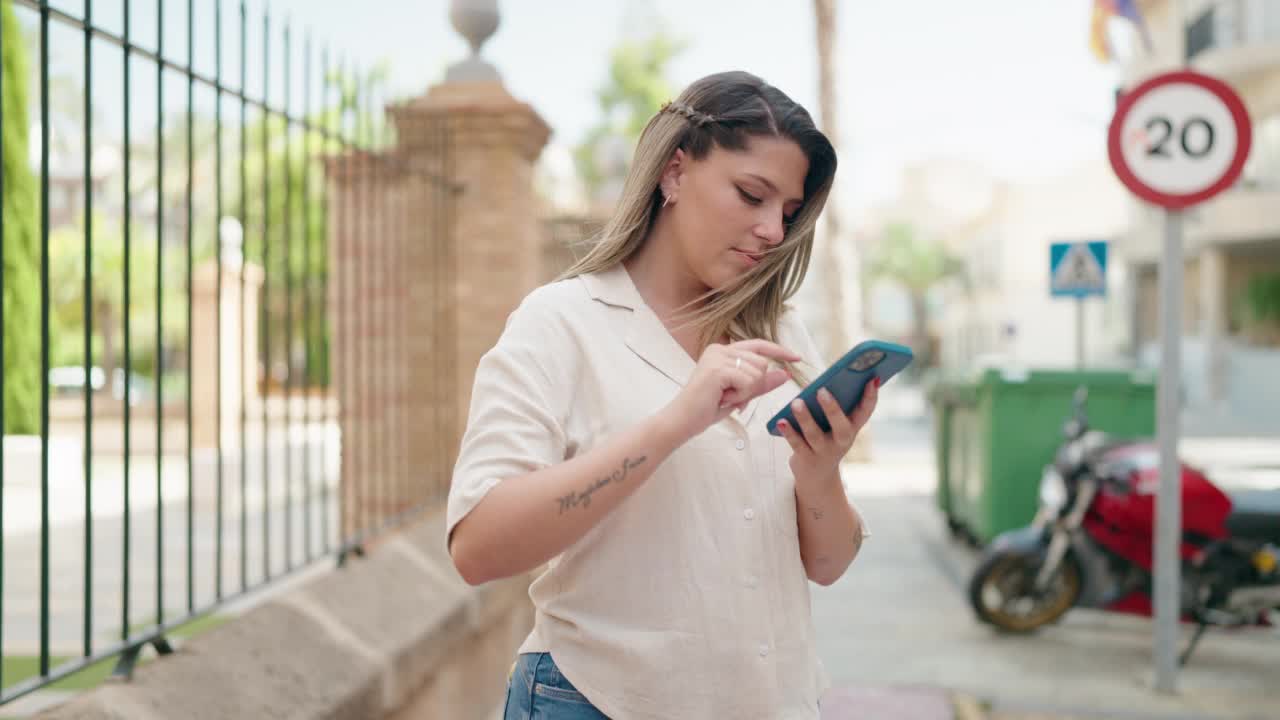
[739,185,800,228]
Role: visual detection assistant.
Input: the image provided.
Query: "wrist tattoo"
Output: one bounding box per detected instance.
[809,507,825,520]
[557,456,648,514]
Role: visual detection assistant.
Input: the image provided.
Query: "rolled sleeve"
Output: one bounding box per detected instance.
[446,292,574,543]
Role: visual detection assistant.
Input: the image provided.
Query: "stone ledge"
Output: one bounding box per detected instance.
[35,507,534,720]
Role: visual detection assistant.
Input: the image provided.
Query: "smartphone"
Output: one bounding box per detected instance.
[766,339,914,438]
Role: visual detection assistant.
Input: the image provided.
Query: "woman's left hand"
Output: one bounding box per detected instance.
[775,378,879,483]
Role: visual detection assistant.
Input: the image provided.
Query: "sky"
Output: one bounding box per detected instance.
[21,0,1132,215]
[259,0,1129,211]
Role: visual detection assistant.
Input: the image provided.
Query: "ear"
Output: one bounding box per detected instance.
[659,148,687,201]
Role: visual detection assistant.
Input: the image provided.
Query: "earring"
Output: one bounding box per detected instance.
[662,194,672,208]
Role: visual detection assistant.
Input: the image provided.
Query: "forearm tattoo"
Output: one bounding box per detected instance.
[556,456,648,514]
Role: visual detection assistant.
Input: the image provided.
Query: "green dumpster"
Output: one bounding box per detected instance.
[925,373,978,537]
[930,367,1156,545]
[931,388,954,519]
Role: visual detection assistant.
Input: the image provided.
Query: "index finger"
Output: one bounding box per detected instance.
[729,339,802,363]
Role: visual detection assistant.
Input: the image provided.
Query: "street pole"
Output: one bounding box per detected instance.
[1076,297,1085,369]
[1105,64,1251,699]
[1154,209,1184,694]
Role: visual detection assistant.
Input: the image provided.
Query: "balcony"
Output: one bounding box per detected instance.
[1185,0,1280,79]
[1187,182,1280,246]
[1111,181,1280,264]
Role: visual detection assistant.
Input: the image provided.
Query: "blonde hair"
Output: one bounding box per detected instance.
[559,71,837,383]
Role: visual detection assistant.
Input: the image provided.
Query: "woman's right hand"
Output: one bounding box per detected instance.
[664,339,802,439]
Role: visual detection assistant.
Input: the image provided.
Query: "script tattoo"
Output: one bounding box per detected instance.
[809,507,825,521]
[557,456,648,514]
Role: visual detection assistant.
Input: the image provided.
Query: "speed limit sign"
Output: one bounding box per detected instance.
[1108,70,1252,209]
[1107,69,1253,696]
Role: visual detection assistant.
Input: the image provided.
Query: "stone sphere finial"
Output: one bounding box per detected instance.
[446,0,501,83]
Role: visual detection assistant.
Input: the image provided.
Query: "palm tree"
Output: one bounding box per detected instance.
[812,0,860,361]
[866,222,967,370]
[815,0,875,460]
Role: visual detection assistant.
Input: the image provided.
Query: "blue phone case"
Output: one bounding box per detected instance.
[766,339,914,438]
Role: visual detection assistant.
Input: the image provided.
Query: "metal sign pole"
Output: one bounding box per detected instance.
[1076,297,1085,369]
[1154,208,1184,693]
[1107,67,1251,697]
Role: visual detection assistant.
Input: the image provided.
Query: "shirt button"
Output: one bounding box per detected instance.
[743,508,755,521]
[734,438,746,450]
[758,643,769,658]
[746,575,758,589]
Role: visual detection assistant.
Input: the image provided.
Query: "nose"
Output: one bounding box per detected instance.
[754,212,786,247]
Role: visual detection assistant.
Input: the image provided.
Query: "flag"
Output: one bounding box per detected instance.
[1090,0,1153,62]
[1090,0,1113,61]
[1116,0,1154,52]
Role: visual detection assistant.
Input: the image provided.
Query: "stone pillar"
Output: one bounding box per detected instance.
[190,231,262,451]
[1200,246,1227,406]
[389,81,551,504]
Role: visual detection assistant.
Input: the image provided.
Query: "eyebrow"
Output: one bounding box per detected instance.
[745,173,803,206]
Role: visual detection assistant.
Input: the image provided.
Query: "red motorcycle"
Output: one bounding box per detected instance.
[967,387,1280,663]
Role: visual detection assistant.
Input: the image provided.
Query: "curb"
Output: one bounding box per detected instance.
[30,508,533,720]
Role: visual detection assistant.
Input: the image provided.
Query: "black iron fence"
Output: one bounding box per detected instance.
[0,0,442,704]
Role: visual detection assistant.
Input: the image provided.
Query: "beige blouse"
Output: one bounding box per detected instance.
[447,263,867,719]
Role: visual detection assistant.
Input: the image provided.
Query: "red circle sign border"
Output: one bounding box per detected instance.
[1107,70,1253,210]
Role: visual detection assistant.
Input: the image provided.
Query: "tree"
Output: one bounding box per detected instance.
[236,123,331,388]
[865,222,966,370]
[1241,272,1280,341]
[228,64,390,389]
[47,214,173,381]
[811,0,856,363]
[2,0,40,434]
[573,30,684,207]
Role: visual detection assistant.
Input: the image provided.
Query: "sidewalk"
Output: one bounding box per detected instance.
[811,414,1279,720]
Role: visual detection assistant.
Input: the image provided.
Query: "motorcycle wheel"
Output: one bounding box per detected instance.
[968,550,1082,632]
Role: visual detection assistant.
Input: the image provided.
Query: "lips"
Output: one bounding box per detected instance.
[732,248,764,266]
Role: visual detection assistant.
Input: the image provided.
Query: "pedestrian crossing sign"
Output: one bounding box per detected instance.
[1050,241,1108,298]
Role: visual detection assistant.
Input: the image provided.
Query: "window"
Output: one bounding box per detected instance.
[1185,0,1280,58]
[1185,4,1219,61]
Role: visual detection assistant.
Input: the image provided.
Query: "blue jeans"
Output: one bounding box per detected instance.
[503,652,609,719]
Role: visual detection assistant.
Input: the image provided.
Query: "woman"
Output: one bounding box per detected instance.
[446,70,877,720]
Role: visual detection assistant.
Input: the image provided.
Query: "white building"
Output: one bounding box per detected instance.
[939,159,1134,371]
[1117,0,1280,435]
[870,157,1133,374]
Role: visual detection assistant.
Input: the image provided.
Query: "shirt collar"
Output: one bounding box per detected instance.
[579,262,642,310]
[577,263,760,427]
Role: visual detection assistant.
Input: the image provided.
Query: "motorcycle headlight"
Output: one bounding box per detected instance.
[1039,465,1067,511]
